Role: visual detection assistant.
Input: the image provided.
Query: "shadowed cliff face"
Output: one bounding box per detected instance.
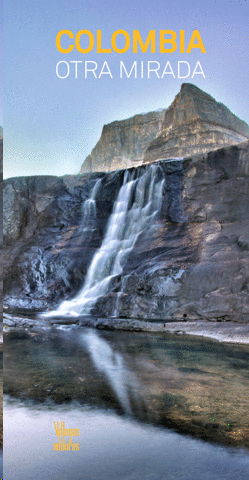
[3,141,249,322]
[80,84,249,174]
[0,133,3,325]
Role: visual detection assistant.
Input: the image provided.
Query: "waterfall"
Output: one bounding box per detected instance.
[44,164,164,317]
[79,178,102,233]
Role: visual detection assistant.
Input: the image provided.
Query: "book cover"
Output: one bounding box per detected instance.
[3,0,249,479]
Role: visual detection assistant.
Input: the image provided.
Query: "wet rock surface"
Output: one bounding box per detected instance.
[3,171,122,310]
[3,141,249,323]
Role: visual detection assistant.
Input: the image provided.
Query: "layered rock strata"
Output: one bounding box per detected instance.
[3,141,249,322]
[80,84,249,173]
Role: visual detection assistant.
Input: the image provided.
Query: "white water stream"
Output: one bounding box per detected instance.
[79,177,102,232]
[45,165,164,317]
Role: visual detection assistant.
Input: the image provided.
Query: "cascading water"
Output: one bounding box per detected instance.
[79,178,102,233]
[45,164,164,317]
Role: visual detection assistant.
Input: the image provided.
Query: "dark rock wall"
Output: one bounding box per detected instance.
[0,136,3,321]
[3,172,122,310]
[3,141,249,322]
[111,141,249,322]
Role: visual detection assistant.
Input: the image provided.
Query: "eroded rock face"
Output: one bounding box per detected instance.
[80,84,249,173]
[3,141,249,322]
[3,172,122,310]
[0,132,3,320]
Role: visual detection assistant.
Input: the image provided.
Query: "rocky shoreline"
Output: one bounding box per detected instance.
[3,312,249,345]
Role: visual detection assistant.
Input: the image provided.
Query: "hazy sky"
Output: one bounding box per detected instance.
[3,0,249,179]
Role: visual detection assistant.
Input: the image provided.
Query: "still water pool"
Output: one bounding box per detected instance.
[4,400,249,480]
[4,325,249,479]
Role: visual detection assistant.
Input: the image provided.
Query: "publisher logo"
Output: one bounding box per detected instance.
[53,421,80,451]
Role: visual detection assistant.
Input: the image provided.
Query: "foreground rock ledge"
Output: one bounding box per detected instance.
[3,313,249,345]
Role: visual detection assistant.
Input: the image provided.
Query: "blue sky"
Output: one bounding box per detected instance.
[3,0,249,178]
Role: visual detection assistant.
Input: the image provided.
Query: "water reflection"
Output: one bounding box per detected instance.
[4,326,249,448]
[4,398,249,480]
[83,331,140,415]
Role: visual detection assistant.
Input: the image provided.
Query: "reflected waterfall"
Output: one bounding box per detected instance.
[83,330,139,415]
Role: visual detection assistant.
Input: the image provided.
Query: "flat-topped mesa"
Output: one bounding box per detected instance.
[80,83,249,173]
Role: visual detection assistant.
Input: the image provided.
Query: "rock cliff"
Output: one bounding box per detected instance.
[80,84,249,173]
[3,140,249,323]
[0,129,3,325]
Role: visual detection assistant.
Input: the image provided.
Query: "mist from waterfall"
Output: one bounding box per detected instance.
[45,164,164,317]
